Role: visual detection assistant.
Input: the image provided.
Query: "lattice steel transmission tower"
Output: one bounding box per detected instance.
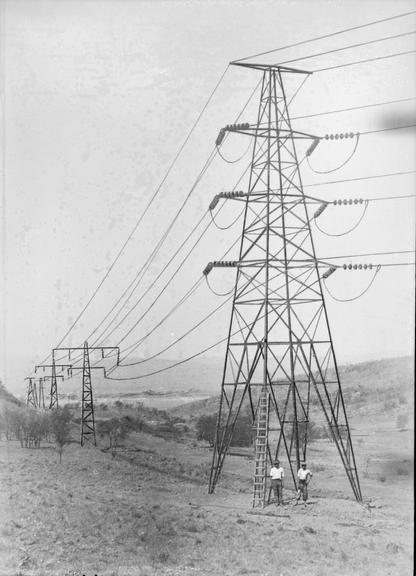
[25,377,39,408]
[207,62,362,505]
[81,341,95,446]
[53,343,119,446]
[35,362,72,409]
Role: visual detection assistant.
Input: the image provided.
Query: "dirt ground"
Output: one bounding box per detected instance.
[0,414,413,576]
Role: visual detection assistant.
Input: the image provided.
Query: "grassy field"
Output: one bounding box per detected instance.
[0,416,413,576]
[0,356,413,575]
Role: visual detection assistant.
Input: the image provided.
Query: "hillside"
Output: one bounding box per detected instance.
[52,355,224,399]
[49,354,414,410]
[170,355,414,419]
[0,380,20,406]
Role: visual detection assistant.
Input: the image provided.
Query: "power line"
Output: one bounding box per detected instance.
[231,10,416,63]
[318,249,415,261]
[89,212,210,346]
[112,202,329,372]
[315,49,416,72]
[105,334,228,381]
[277,30,416,67]
[365,194,415,201]
[96,151,250,350]
[37,64,230,366]
[95,75,294,356]
[303,169,416,189]
[291,96,416,121]
[89,152,216,347]
[360,123,416,135]
[118,277,205,362]
[116,235,243,368]
[106,253,414,380]
[85,76,262,351]
[44,150,218,371]
[107,217,215,347]
[120,292,230,369]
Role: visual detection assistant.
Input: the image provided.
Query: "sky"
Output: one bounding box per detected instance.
[1,0,415,395]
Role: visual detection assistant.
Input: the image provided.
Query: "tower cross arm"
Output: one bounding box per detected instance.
[229,61,312,75]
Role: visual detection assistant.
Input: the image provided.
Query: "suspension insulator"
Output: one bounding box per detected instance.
[209,195,220,211]
[203,262,214,276]
[306,137,320,157]
[314,202,328,218]
[215,129,226,146]
[322,266,337,279]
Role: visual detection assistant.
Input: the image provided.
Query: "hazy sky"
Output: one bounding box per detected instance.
[1,0,415,394]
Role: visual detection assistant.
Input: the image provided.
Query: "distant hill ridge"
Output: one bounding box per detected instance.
[0,380,20,405]
[9,354,414,402]
[170,355,414,418]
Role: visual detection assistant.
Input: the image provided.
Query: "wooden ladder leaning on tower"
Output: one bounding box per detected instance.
[252,388,270,508]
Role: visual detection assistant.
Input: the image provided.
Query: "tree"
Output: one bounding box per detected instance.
[196,414,217,447]
[49,406,72,463]
[196,413,253,448]
[97,417,133,457]
[3,406,48,447]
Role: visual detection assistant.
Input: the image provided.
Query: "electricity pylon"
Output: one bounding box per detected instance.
[25,377,39,408]
[206,62,362,505]
[53,343,119,446]
[35,362,73,409]
[25,377,50,408]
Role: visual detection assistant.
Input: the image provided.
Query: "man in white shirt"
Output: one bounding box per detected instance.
[296,461,313,504]
[269,459,284,506]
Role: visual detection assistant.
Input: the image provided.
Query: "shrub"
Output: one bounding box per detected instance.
[49,406,72,462]
[97,416,139,455]
[195,412,253,447]
[3,406,50,447]
[196,414,217,447]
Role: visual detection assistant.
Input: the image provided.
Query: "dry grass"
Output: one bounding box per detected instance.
[0,416,413,576]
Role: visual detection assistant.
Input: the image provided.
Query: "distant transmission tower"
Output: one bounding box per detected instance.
[206,62,362,505]
[35,362,72,409]
[53,343,119,446]
[25,377,39,408]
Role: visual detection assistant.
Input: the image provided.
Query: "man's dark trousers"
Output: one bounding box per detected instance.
[271,479,283,504]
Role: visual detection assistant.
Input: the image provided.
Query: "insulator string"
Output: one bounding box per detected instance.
[314,200,369,237]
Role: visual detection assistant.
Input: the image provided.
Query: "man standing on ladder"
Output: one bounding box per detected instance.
[296,462,313,505]
[270,459,284,506]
